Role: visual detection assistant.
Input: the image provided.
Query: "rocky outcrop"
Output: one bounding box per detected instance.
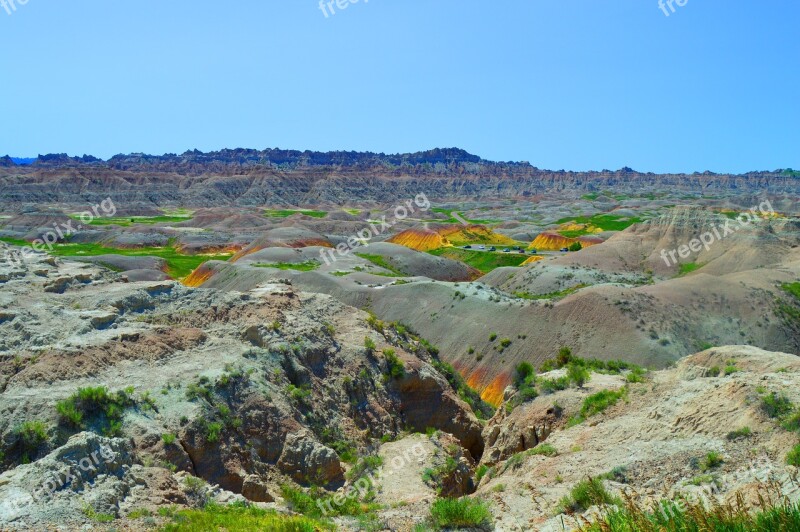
[0,432,237,530]
[482,398,561,465]
[277,429,345,487]
[392,362,485,459]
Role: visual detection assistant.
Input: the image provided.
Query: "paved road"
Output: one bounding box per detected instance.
[451,211,470,226]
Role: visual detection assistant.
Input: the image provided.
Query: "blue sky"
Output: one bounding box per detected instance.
[0,0,797,173]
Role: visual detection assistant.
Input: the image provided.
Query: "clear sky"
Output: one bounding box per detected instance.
[0,0,797,173]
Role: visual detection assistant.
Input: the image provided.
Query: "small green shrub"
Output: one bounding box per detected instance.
[762,392,794,418]
[688,474,717,486]
[186,382,213,401]
[489,333,498,342]
[15,421,48,449]
[724,364,740,376]
[787,445,800,467]
[475,464,489,484]
[626,367,646,383]
[204,422,223,443]
[726,427,752,441]
[567,363,590,388]
[82,503,116,523]
[162,433,177,446]
[539,376,570,394]
[599,466,629,484]
[541,347,575,372]
[55,386,136,436]
[12,421,49,462]
[430,497,491,529]
[581,388,627,418]
[364,337,376,352]
[423,456,460,491]
[513,362,535,388]
[558,477,620,514]
[286,384,311,404]
[383,349,405,379]
[529,443,558,457]
[701,451,724,472]
[783,412,800,432]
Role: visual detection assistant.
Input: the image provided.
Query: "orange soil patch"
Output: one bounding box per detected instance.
[479,373,510,407]
[462,366,509,407]
[183,263,215,287]
[177,244,242,255]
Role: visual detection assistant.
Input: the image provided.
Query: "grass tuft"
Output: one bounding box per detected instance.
[429,497,491,529]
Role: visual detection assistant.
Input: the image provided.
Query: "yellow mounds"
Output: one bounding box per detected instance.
[521,255,545,266]
[560,223,603,234]
[387,228,448,252]
[528,232,602,251]
[388,224,515,252]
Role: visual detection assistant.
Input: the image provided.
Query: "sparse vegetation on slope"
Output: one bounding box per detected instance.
[582,494,800,532]
[355,253,408,276]
[161,502,334,531]
[558,477,621,514]
[568,387,629,426]
[56,386,139,437]
[252,260,320,271]
[264,209,328,218]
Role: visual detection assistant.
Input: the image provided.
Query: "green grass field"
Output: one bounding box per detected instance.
[429,208,500,225]
[72,215,193,227]
[0,237,31,247]
[555,213,643,237]
[251,261,320,271]
[354,253,408,276]
[678,262,702,276]
[428,247,528,274]
[1,238,231,279]
[782,282,800,300]
[264,209,328,219]
[159,503,333,532]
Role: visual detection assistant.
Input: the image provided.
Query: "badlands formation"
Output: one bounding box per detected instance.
[0,149,799,531]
